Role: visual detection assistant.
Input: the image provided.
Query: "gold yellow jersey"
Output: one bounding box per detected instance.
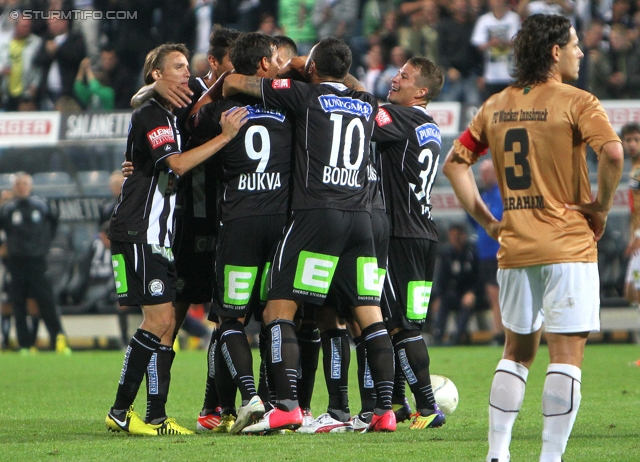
[454,80,621,268]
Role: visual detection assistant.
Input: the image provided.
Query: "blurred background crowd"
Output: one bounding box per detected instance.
[1,0,639,113]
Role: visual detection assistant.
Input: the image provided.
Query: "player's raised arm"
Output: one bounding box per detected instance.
[131,78,193,109]
[165,107,248,176]
[222,74,263,98]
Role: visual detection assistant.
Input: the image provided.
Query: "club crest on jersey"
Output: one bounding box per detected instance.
[147,126,175,149]
[375,107,392,127]
[271,79,290,89]
[148,279,165,296]
[318,95,373,121]
[415,123,441,147]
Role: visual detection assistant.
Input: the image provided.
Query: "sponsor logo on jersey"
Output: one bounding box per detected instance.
[164,144,172,151]
[147,126,175,149]
[375,107,392,126]
[243,104,286,122]
[271,79,290,89]
[318,95,373,121]
[415,122,441,147]
[148,278,165,296]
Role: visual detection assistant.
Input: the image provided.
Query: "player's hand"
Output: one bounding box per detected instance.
[121,160,134,178]
[565,202,608,241]
[154,79,193,108]
[220,107,249,139]
[484,219,501,241]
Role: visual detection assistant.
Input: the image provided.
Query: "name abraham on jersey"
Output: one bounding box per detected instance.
[415,123,441,147]
[491,107,549,124]
[232,104,286,122]
[147,126,175,149]
[503,194,545,211]
[318,95,373,121]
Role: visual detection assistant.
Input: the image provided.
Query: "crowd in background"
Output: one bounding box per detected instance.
[1,0,640,112]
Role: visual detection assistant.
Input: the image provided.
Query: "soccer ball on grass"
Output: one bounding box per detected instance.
[430,374,459,415]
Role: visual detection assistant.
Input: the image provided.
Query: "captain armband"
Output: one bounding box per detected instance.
[458,128,489,155]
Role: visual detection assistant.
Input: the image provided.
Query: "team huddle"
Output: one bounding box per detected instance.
[104,14,624,462]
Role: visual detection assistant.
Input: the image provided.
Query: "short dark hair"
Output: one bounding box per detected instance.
[143,43,189,85]
[512,14,571,88]
[622,122,640,138]
[273,35,298,56]
[312,37,352,79]
[407,56,444,102]
[208,25,241,62]
[230,33,276,76]
[449,223,467,234]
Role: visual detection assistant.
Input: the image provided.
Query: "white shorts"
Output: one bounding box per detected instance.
[625,251,640,289]
[497,262,600,334]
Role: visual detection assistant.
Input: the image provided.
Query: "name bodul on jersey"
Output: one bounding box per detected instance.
[319,94,373,188]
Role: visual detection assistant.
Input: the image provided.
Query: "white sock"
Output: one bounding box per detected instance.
[487,359,529,462]
[540,363,582,462]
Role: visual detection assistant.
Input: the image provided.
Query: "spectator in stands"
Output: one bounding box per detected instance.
[608,0,635,29]
[0,172,70,354]
[71,0,100,60]
[591,24,640,98]
[468,160,504,345]
[278,0,316,55]
[575,18,606,91]
[516,0,576,22]
[436,0,483,106]
[0,13,42,111]
[471,0,521,100]
[158,0,196,52]
[622,122,640,305]
[432,224,480,345]
[398,0,440,64]
[34,15,86,110]
[99,170,123,226]
[361,0,399,39]
[257,12,282,36]
[357,44,386,97]
[312,0,359,41]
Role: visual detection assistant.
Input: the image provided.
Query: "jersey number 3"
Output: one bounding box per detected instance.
[504,128,531,190]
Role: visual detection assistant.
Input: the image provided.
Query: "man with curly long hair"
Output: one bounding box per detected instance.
[443,14,623,462]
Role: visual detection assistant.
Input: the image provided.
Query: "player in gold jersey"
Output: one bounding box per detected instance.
[622,123,640,305]
[443,14,624,462]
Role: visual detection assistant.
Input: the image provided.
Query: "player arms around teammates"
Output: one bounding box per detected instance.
[105,43,247,436]
[443,15,623,462]
[191,32,293,435]
[224,37,398,434]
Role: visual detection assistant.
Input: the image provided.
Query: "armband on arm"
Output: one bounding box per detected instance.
[458,128,489,155]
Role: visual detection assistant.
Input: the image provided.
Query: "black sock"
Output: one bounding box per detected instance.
[29,316,40,347]
[1,314,11,348]
[145,345,174,423]
[118,310,129,347]
[201,329,220,413]
[321,328,350,418]
[392,354,407,404]
[214,329,238,415]
[219,320,257,404]
[393,329,435,413]
[266,320,299,411]
[354,335,376,414]
[296,323,320,410]
[361,322,394,414]
[257,327,270,403]
[113,329,160,411]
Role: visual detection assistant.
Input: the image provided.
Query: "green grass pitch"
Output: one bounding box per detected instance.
[1,343,639,461]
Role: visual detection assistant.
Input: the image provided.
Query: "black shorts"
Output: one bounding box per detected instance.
[479,258,498,287]
[111,241,176,306]
[174,229,215,304]
[382,237,437,331]
[211,214,287,319]
[329,208,390,319]
[269,209,380,308]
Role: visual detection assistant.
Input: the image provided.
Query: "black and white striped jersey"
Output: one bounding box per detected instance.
[261,78,378,212]
[372,104,440,241]
[109,99,181,246]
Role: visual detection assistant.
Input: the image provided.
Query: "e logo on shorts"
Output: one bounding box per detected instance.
[407,281,432,320]
[224,265,258,305]
[111,254,128,294]
[294,251,339,295]
[357,257,385,297]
